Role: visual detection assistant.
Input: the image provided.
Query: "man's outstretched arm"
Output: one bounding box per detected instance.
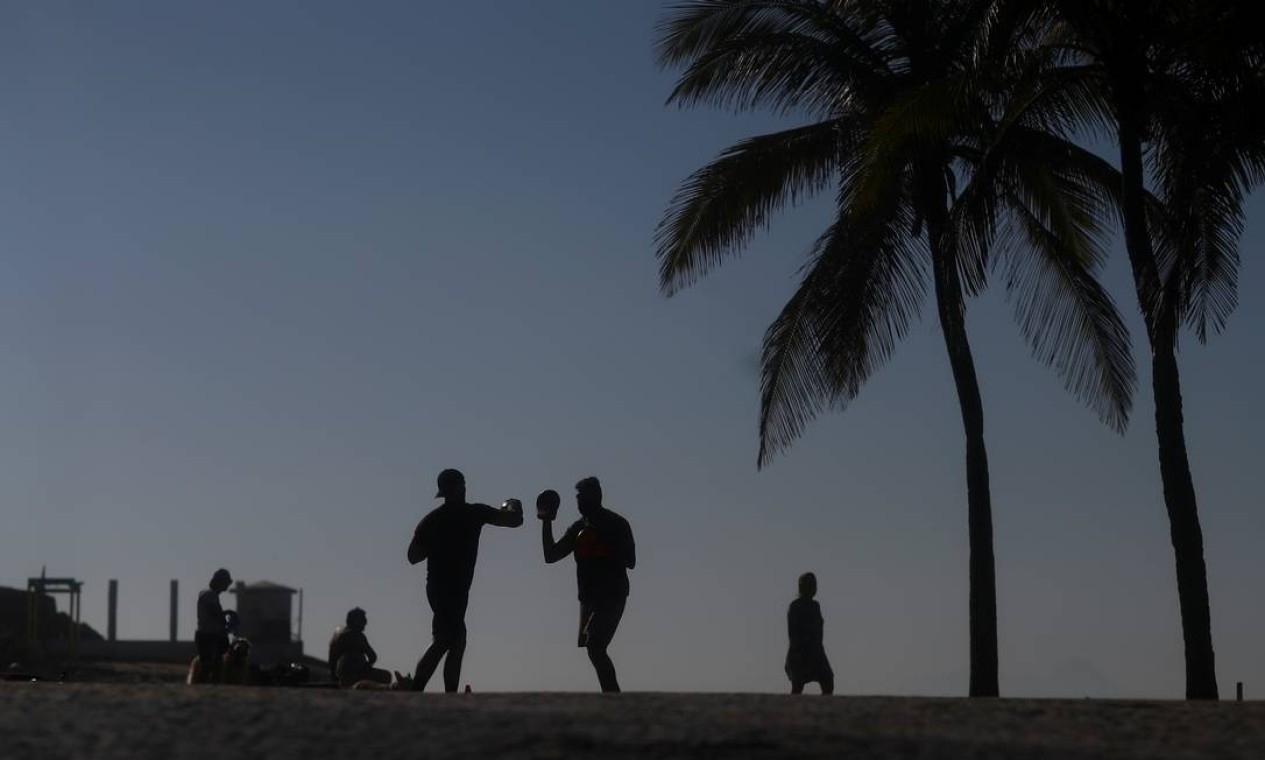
[479,502,524,528]
[542,519,575,564]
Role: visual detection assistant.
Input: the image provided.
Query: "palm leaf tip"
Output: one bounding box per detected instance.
[655,122,845,296]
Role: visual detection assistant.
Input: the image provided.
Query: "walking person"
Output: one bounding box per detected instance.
[408,468,523,692]
[785,572,834,695]
[540,477,636,692]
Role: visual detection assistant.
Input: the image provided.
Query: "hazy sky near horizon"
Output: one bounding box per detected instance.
[2,2,1262,697]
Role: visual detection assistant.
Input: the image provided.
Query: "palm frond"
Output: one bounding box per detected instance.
[862,71,980,155]
[1149,70,1265,340]
[656,120,850,294]
[658,1,893,116]
[988,128,1136,431]
[657,1,891,73]
[856,71,988,291]
[758,188,928,466]
[665,29,877,115]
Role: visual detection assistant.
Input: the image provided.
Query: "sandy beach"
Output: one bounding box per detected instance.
[2,682,1262,759]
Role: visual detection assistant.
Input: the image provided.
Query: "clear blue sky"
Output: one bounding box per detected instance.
[2,2,1261,697]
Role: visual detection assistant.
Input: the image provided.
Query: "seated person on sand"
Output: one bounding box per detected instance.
[329,607,391,687]
[785,572,834,695]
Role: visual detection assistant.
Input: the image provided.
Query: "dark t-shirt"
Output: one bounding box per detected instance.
[413,502,506,595]
[563,508,635,604]
[787,597,824,653]
[196,589,225,634]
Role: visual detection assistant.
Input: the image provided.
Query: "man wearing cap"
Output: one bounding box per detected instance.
[408,468,523,692]
[541,476,636,692]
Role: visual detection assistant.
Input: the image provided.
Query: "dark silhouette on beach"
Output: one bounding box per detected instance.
[541,478,635,692]
[407,468,523,692]
[329,607,390,687]
[786,572,833,695]
[194,569,233,684]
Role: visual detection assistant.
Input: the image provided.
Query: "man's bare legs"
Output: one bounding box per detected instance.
[586,641,620,693]
[413,637,450,692]
[415,590,469,692]
[582,599,625,693]
[442,637,466,693]
[413,634,466,693]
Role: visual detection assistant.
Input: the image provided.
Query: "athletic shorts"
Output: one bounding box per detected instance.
[427,586,470,643]
[578,597,626,648]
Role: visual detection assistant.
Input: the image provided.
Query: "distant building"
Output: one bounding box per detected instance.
[231,580,302,666]
[0,585,103,664]
[23,577,312,667]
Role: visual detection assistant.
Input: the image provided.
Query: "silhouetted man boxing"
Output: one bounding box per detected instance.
[408,468,523,692]
[541,477,636,692]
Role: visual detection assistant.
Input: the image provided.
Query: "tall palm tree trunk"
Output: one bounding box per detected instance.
[1151,320,1218,700]
[1117,110,1219,701]
[929,213,999,698]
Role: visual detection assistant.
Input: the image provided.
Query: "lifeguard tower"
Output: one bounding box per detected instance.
[26,570,84,654]
[231,580,303,666]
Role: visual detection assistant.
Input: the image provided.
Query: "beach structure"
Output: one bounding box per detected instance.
[25,572,85,653]
[68,577,306,665]
[68,578,194,662]
[231,580,304,666]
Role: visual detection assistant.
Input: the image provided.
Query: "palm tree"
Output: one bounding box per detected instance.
[655,0,1135,697]
[1021,0,1265,699]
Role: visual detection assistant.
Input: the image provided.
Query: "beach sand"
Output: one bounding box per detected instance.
[2,682,1262,759]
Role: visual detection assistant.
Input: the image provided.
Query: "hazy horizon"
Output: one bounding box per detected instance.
[3,2,1263,697]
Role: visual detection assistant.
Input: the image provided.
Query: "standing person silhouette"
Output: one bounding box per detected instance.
[785,572,834,695]
[195,568,233,684]
[540,477,636,692]
[407,468,523,692]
